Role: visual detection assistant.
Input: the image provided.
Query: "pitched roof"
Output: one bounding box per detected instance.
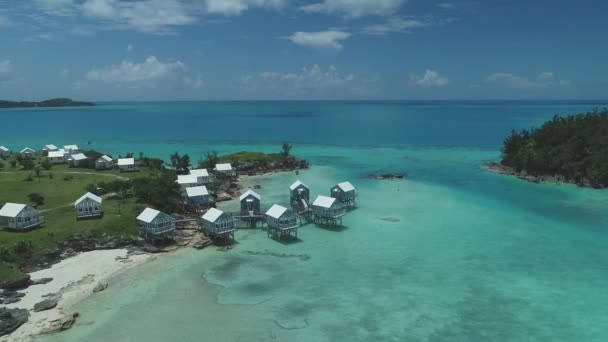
[0,146,9,152]
[137,208,161,223]
[75,192,102,206]
[177,174,198,184]
[98,155,112,162]
[64,144,79,150]
[69,153,88,161]
[265,204,288,219]
[215,163,233,171]
[289,180,308,191]
[20,147,35,153]
[0,203,27,217]
[240,189,261,201]
[48,150,65,158]
[336,181,355,192]
[44,144,58,150]
[189,169,209,177]
[117,158,135,166]
[312,195,336,209]
[202,207,224,223]
[186,186,209,197]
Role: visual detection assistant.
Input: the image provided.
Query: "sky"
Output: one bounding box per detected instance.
[0,0,607,101]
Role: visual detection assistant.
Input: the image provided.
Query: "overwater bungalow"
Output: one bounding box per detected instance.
[240,189,261,215]
[137,208,176,241]
[265,204,299,240]
[0,203,44,230]
[186,185,210,209]
[0,146,10,158]
[214,163,235,176]
[177,174,199,193]
[289,180,311,214]
[200,207,236,240]
[330,181,357,208]
[189,169,210,185]
[96,155,113,170]
[312,195,347,227]
[48,149,67,164]
[20,147,35,159]
[68,153,88,167]
[117,158,138,172]
[64,145,80,155]
[41,144,58,156]
[74,192,103,219]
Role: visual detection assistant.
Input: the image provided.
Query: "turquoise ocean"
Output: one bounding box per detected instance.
[3,101,608,341]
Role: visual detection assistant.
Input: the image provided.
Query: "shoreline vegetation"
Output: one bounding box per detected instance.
[489,109,608,188]
[0,98,94,109]
[0,143,308,339]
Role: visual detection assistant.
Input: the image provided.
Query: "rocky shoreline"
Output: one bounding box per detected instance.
[484,162,597,188]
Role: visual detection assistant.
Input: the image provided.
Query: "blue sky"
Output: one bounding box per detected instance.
[0,0,606,100]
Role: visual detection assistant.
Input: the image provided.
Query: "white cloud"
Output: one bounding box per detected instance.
[23,33,58,42]
[410,70,449,88]
[34,0,77,16]
[127,44,134,52]
[301,0,406,18]
[0,15,12,26]
[486,72,571,89]
[0,60,12,83]
[85,56,204,89]
[81,0,196,34]
[363,17,428,35]
[59,68,70,78]
[205,0,286,16]
[286,30,352,50]
[437,2,454,9]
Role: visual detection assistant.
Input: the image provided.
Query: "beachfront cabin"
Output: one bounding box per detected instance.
[41,144,58,156]
[186,186,210,209]
[214,163,235,177]
[312,195,347,227]
[330,181,357,208]
[240,189,261,215]
[189,169,210,185]
[177,174,199,193]
[96,155,113,170]
[0,146,10,158]
[137,208,176,241]
[0,203,44,230]
[117,158,138,172]
[47,149,67,164]
[201,207,236,240]
[289,180,311,213]
[265,204,299,240]
[20,147,35,160]
[74,192,103,219]
[63,145,80,155]
[67,153,88,167]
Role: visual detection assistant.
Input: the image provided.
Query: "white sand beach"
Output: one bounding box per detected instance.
[1,249,153,342]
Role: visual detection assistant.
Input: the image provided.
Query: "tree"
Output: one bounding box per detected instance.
[170,152,180,170]
[179,154,191,173]
[133,170,182,214]
[281,142,292,159]
[34,165,42,182]
[21,159,34,170]
[28,193,44,207]
[41,159,52,170]
[9,159,17,168]
[200,151,219,170]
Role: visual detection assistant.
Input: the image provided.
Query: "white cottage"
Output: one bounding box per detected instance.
[64,145,80,155]
[214,163,235,176]
[0,203,44,230]
[186,186,210,208]
[137,208,176,240]
[20,147,35,159]
[265,204,299,239]
[96,155,113,170]
[330,181,357,208]
[312,195,347,226]
[200,207,236,239]
[117,158,138,172]
[189,169,210,185]
[68,153,88,167]
[240,189,261,214]
[47,149,67,164]
[41,144,58,156]
[0,146,10,158]
[177,174,199,192]
[74,192,103,219]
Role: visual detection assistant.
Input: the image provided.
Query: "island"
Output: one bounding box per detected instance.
[488,109,608,188]
[0,98,94,108]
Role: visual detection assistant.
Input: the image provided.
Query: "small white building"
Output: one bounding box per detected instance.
[189,169,210,185]
[312,195,347,226]
[265,204,299,239]
[200,207,236,239]
[186,186,210,208]
[47,149,67,164]
[214,163,235,176]
[20,147,35,159]
[117,158,138,172]
[0,203,44,230]
[41,144,58,156]
[96,155,113,170]
[137,208,176,240]
[177,174,199,192]
[330,181,357,208]
[0,146,10,158]
[64,145,80,155]
[68,153,88,167]
[240,189,261,214]
[74,192,103,219]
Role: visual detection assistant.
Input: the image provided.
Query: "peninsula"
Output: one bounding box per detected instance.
[0,98,94,108]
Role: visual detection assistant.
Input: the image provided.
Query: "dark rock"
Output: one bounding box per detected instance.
[92,282,108,293]
[141,245,163,254]
[33,297,59,312]
[0,273,31,291]
[30,277,53,286]
[253,184,262,189]
[369,172,407,180]
[61,313,79,330]
[3,297,22,305]
[0,308,29,337]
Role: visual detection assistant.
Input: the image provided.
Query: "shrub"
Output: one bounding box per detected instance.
[63,175,74,181]
[24,174,34,182]
[28,193,44,207]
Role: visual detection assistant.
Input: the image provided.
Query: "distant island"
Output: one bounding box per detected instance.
[488,109,608,188]
[0,98,94,108]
